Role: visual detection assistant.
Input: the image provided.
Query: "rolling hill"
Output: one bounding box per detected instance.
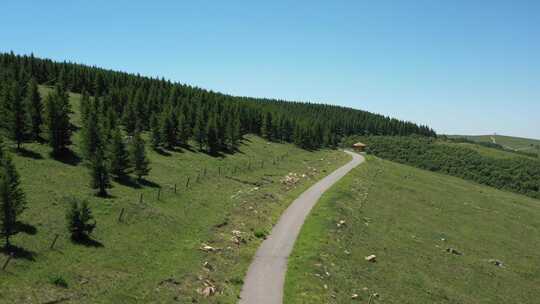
[449,134,540,156]
[286,156,540,303]
[0,88,352,303]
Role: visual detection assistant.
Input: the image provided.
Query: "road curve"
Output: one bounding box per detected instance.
[239,151,365,304]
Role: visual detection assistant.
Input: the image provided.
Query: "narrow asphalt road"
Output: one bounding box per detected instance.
[239,151,365,304]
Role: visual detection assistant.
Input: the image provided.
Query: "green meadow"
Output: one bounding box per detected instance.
[286,156,540,304]
[0,88,350,303]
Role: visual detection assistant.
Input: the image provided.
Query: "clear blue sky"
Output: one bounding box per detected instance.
[2,1,539,138]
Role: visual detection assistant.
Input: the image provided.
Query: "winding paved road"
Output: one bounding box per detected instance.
[239,151,365,304]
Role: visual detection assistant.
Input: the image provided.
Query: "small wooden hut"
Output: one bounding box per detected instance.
[352,142,367,152]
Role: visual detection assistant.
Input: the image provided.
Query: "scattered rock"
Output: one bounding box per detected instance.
[351,293,359,299]
[446,248,462,255]
[488,259,504,267]
[200,244,219,252]
[203,261,214,271]
[231,230,246,245]
[337,220,346,228]
[365,255,377,262]
[281,173,301,187]
[198,286,216,297]
[196,279,217,297]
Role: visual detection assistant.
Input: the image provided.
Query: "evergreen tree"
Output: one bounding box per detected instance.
[43,85,72,156]
[81,104,101,161]
[108,129,130,179]
[2,81,28,149]
[150,114,161,149]
[0,141,26,248]
[206,116,219,154]
[122,99,138,135]
[261,112,273,141]
[102,106,117,143]
[159,108,177,149]
[225,115,241,150]
[193,108,206,151]
[177,112,191,146]
[129,132,150,181]
[24,78,43,141]
[89,146,111,197]
[79,89,91,125]
[66,198,95,241]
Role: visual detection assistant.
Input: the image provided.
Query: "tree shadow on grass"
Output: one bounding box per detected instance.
[1,245,36,261]
[154,148,172,157]
[15,222,38,235]
[138,179,160,188]
[71,236,103,248]
[115,176,142,189]
[179,143,196,153]
[15,147,44,160]
[52,149,82,166]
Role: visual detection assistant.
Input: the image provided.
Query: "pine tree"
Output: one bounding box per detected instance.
[261,112,273,141]
[150,114,161,149]
[0,140,26,248]
[193,108,206,151]
[24,78,43,141]
[79,89,91,126]
[102,106,117,143]
[206,116,219,154]
[129,132,150,181]
[43,86,72,156]
[159,108,177,149]
[225,115,241,151]
[65,198,95,241]
[89,146,111,197]
[3,81,28,149]
[177,112,191,146]
[122,99,138,135]
[108,129,130,179]
[81,104,101,161]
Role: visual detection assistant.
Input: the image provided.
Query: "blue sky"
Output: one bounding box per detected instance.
[1,1,539,138]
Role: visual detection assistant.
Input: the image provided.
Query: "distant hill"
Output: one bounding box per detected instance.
[448,134,540,154]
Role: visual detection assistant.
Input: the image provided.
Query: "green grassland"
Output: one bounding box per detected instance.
[0,88,350,303]
[436,141,532,160]
[450,134,540,154]
[285,156,540,304]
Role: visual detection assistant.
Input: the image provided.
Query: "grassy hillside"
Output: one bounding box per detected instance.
[450,135,540,155]
[344,136,540,199]
[285,157,540,303]
[0,88,350,303]
[436,141,533,160]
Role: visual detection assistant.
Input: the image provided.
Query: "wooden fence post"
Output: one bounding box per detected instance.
[50,234,60,249]
[174,184,177,194]
[139,193,143,204]
[186,177,190,188]
[118,208,125,223]
[2,255,12,271]
[157,188,161,200]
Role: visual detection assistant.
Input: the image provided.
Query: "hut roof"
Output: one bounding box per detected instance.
[353,142,366,147]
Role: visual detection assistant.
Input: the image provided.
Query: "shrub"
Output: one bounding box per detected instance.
[50,275,68,288]
[254,229,268,239]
